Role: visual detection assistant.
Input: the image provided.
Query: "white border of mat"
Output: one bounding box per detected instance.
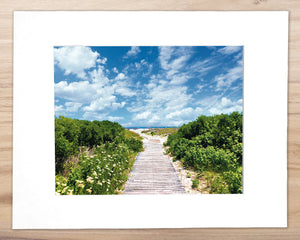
[13,11,288,228]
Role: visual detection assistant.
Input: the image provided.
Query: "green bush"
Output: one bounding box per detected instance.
[166,112,243,194]
[123,137,143,152]
[192,179,199,189]
[58,143,131,195]
[223,167,243,194]
[55,117,143,194]
[209,175,230,194]
[56,142,140,195]
[183,146,237,173]
[55,117,142,174]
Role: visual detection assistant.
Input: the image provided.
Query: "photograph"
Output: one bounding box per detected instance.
[54,46,243,195]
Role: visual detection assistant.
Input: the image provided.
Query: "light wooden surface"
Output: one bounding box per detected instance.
[0,0,299,239]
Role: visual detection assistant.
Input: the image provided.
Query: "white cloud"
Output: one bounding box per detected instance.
[158,46,192,78]
[55,102,82,116]
[146,80,157,90]
[218,46,242,55]
[55,80,96,103]
[54,46,100,79]
[140,75,191,111]
[113,77,136,97]
[127,75,194,127]
[197,95,222,108]
[112,101,126,110]
[115,73,126,80]
[127,47,197,126]
[65,102,82,112]
[167,55,190,77]
[142,64,153,77]
[188,58,217,76]
[145,83,192,112]
[234,51,243,60]
[55,64,132,119]
[115,87,136,97]
[166,107,202,121]
[122,122,134,127]
[83,111,105,120]
[206,46,217,51]
[83,95,116,112]
[96,57,107,64]
[122,59,153,79]
[140,59,147,65]
[148,115,160,124]
[195,83,207,94]
[82,89,126,112]
[89,65,109,84]
[159,46,175,70]
[113,67,118,73]
[135,62,141,69]
[215,61,243,91]
[209,97,243,115]
[107,116,124,121]
[169,75,188,85]
[54,105,65,116]
[134,111,151,120]
[125,46,141,57]
[82,111,123,122]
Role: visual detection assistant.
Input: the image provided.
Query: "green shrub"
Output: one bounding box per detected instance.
[192,179,199,189]
[56,143,138,195]
[165,112,243,194]
[55,117,143,194]
[223,167,243,193]
[123,137,143,152]
[209,175,230,194]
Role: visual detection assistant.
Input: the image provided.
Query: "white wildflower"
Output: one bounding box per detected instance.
[86,189,92,194]
[67,189,73,195]
[86,176,94,184]
[62,187,68,194]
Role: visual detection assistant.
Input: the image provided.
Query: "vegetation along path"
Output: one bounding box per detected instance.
[123,130,186,195]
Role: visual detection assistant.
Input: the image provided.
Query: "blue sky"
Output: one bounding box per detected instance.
[54,46,243,127]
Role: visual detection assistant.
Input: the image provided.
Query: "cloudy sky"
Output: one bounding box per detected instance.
[54,46,243,127]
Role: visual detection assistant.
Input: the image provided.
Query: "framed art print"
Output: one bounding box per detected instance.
[13,11,288,228]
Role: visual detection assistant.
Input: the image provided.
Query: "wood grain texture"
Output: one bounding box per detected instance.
[0,0,299,239]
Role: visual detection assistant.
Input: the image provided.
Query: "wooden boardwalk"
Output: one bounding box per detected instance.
[123,133,186,195]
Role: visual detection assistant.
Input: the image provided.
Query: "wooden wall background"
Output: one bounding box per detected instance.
[0,0,299,239]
